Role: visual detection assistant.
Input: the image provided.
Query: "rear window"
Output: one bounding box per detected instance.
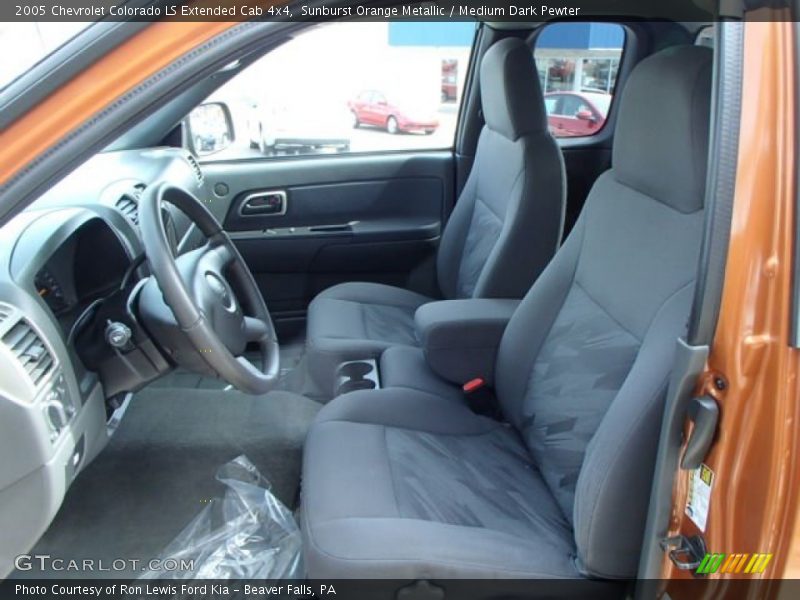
[533,22,625,138]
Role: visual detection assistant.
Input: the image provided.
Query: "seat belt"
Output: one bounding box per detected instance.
[462,378,502,420]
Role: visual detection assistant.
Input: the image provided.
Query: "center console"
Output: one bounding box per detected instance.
[415,298,519,385]
[334,359,381,396]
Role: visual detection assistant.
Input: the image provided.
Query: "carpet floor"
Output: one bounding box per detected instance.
[19,384,321,578]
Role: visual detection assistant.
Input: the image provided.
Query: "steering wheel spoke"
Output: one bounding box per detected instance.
[139,181,280,394]
[243,316,272,343]
[203,235,236,272]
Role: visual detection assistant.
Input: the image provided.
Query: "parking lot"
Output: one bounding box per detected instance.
[212,105,459,160]
[344,107,458,153]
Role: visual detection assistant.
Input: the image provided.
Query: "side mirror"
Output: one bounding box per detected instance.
[575,109,596,123]
[186,102,234,156]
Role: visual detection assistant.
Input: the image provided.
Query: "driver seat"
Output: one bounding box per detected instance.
[301,45,712,586]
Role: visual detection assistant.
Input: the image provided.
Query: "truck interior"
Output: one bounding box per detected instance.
[0,3,795,598]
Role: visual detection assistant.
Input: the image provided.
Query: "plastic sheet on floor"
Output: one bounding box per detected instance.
[140,455,303,579]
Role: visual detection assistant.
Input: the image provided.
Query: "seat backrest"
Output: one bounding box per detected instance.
[436,38,565,300]
[493,45,713,578]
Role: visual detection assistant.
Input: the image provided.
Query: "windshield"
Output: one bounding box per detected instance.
[0,22,91,92]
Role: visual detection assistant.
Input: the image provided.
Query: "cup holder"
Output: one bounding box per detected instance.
[338,379,377,394]
[339,362,372,379]
[335,359,380,396]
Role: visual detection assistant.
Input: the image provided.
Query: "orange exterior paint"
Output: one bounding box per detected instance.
[662,13,800,595]
[0,19,237,186]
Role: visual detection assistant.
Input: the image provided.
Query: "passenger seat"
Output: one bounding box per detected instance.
[301,44,713,584]
[306,38,566,390]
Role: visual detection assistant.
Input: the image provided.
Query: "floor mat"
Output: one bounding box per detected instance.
[147,336,328,401]
[21,387,321,578]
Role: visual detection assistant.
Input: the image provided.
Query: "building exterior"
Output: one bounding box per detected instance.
[387,21,624,100]
[534,23,624,94]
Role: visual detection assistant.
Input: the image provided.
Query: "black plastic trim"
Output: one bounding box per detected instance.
[687,23,744,346]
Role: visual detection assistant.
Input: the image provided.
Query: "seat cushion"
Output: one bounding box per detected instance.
[379,346,464,403]
[302,388,580,579]
[306,282,432,392]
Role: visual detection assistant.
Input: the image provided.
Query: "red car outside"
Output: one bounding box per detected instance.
[543,91,612,137]
[348,90,439,135]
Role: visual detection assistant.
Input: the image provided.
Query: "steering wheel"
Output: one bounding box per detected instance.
[138,181,279,394]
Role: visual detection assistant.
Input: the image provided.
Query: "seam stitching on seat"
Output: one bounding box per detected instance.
[317,418,503,438]
[572,279,642,342]
[383,425,402,519]
[516,218,585,409]
[642,279,697,333]
[475,194,505,222]
[324,296,425,311]
[305,516,577,576]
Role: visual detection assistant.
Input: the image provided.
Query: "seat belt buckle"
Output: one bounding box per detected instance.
[462,377,486,393]
[463,378,501,420]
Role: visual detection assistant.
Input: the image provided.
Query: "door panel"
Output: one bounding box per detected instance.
[202,152,453,326]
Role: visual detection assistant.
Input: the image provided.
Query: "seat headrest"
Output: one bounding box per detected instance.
[613,45,713,213]
[480,38,547,141]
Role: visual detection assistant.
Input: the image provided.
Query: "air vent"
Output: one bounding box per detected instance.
[116,194,139,226]
[3,320,54,388]
[185,153,204,185]
[115,184,146,227]
[0,302,11,326]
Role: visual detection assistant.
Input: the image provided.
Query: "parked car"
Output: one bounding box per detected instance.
[543,90,612,137]
[247,101,350,155]
[348,90,439,135]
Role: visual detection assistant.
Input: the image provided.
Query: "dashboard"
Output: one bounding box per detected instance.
[4,147,205,386]
[34,219,132,332]
[0,147,207,573]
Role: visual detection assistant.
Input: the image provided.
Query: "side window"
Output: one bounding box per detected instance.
[534,22,625,138]
[191,22,475,159]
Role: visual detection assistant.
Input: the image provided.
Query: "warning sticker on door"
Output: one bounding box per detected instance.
[685,463,714,532]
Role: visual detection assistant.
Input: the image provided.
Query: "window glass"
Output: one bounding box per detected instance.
[534,22,625,138]
[0,22,91,92]
[195,22,475,159]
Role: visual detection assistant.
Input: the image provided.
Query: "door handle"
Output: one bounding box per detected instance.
[239,190,287,216]
[681,395,719,470]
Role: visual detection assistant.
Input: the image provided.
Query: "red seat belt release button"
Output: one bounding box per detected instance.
[463,377,485,393]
